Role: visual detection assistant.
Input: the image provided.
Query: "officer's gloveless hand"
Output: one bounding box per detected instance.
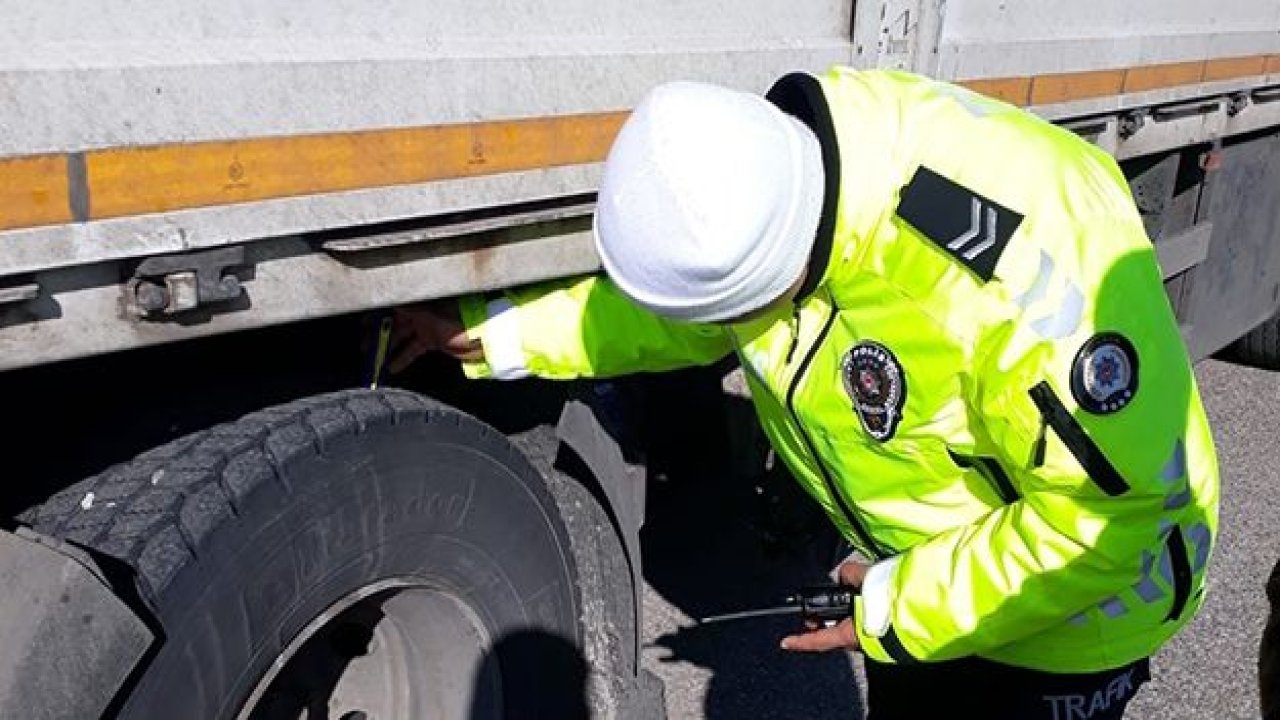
[388,300,484,373]
[781,561,869,653]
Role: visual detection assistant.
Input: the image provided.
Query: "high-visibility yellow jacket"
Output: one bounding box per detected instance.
[458,68,1219,672]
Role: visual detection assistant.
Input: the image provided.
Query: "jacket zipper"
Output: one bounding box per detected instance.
[947,450,1021,504]
[1031,416,1048,468]
[785,298,887,560]
[1027,382,1130,496]
[1163,526,1193,622]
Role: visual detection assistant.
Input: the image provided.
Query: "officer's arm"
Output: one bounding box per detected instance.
[853,241,1217,665]
[458,274,734,380]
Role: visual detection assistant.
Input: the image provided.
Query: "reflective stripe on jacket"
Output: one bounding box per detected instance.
[459,68,1219,672]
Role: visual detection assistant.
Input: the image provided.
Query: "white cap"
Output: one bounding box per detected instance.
[593,81,825,323]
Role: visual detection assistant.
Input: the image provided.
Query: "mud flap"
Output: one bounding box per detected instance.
[0,527,154,720]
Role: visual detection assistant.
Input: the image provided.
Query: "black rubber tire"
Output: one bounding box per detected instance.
[1224,316,1280,371]
[510,426,665,718]
[20,388,625,719]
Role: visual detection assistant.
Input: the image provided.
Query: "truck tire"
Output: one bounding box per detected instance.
[1223,316,1280,371]
[20,388,642,719]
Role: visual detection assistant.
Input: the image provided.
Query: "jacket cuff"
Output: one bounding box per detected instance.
[458,295,532,380]
[854,597,893,663]
[861,555,900,636]
[855,556,918,665]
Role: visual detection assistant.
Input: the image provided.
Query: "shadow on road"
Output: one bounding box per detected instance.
[470,629,591,720]
[631,367,867,719]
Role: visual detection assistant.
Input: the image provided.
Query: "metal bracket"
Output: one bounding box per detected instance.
[1061,116,1111,140]
[322,201,595,254]
[0,283,39,306]
[128,246,246,318]
[1118,110,1147,140]
[1227,92,1251,118]
[1152,97,1223,123]
[1253,86,1280,105]
[1156,222,1214,279]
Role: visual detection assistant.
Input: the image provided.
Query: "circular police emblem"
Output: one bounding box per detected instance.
[841,341,907,442]
[1070,333,1139,415]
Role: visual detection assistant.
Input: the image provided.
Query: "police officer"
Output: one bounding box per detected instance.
[391,68,1220,719]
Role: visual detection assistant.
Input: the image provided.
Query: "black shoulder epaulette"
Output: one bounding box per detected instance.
[895,166,1023,282]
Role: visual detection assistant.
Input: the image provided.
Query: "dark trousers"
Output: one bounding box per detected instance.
[864,655,1150,720]
[1261,557,1280,720]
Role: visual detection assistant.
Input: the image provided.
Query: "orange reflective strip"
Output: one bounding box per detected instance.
[959,53,1278,107]
[1124,61,1205,93]
[1204,55,1268,83]
[86,111,629,220]
[2,53,1279,234]
[0,154,71,231]
[959,77,1031,106]
[1030,69,1126,106]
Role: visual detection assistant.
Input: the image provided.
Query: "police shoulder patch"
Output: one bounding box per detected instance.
[1070,333,1139,415]
[895,166,1023,282]
[841,341,907,441]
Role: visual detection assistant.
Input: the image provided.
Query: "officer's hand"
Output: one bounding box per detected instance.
[780,560,870,653]
[780,617,859,653]
[388,301,483,373]
[835,560,870,588]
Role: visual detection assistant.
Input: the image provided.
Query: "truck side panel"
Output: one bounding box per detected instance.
[0,1,1278,372]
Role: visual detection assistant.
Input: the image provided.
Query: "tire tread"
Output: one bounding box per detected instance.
[19,389,443,602]
[1226,317,1280,371]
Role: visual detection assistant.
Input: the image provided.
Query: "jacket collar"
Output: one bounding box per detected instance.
[766,72,840,304]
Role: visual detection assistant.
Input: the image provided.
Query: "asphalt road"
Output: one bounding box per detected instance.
[639,359,1279,719]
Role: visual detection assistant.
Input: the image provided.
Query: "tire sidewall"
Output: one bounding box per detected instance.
[119,408,582,719]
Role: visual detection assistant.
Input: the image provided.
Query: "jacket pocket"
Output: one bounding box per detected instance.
[1027,382,1131,496]
[947,449,1020,504]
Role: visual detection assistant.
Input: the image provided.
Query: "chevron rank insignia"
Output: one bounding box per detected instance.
[895,166,1023,282]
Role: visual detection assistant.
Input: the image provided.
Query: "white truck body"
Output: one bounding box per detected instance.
[0,0,1278,370]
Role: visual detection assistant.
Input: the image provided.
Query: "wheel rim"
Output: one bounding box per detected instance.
[237,579,501,720]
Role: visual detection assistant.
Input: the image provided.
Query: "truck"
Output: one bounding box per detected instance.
[1,1,1278,718]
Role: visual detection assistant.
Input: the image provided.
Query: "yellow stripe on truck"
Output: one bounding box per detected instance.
[0,54,1277,233]
[87,111,629,220]
[958,54,1280,106]
[1203,55,1269,83]
[0,154,71,231]
[959,77,1032,105]
[1026,69,1126,106]
[1122,61,1206,94]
